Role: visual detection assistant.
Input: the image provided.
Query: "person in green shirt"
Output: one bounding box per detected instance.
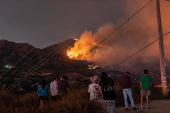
[139,69,152,110]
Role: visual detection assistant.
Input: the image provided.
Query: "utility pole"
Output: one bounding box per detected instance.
[156,0,168,97]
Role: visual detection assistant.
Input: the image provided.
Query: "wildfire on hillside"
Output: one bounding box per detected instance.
[66,31,103,60]
[66,40,104,60]
[66,0,170,67]
[67,51,79,59]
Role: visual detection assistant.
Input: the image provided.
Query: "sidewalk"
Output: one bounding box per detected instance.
[115,99,170,113]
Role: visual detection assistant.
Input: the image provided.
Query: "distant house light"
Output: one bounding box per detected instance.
[4,65,15,69]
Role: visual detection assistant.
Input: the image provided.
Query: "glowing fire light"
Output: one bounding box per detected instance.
[67,51,78,59]
[66,31,105,60]
[67,52,73,58]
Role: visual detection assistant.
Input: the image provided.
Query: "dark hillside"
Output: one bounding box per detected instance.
[41,39,76,55]
[114,56,170,85]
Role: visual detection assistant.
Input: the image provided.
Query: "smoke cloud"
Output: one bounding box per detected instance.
[68,0,170,68]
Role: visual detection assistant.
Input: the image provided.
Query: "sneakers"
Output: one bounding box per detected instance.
[140,106,144,109]
[132,107,137,110]
[125,107,137,110]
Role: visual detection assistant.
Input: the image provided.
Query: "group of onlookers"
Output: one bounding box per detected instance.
[88,72,116,101]
[37,69,152,110]
[37,76,69,108]
[88,69,152,111]
[120,69,152,110]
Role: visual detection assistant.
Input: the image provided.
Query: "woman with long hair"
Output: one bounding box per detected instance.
[99,72,116,100]
[37,80,50,108]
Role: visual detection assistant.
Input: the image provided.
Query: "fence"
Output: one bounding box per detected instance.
[97,99,115,113]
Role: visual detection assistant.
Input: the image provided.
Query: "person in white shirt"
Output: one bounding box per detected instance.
[50,77,59,101]
[88,75,101,101]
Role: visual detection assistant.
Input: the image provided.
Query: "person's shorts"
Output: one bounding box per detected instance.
[140,90,151,96]
[39,96,49,101]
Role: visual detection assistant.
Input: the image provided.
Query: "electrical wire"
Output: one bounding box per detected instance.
[0,0,88,85]
[5,0,122,91]
[6,39,75,91]
[112,31,170,69]
[82,0,154,59]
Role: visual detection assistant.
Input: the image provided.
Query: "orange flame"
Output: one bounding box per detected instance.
[66,31,99,60]
[67,51,78,59]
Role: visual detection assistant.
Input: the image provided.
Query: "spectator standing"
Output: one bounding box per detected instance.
[120,72,137,110]
[37,80,50,108]
[50,76,59,101]
[99,72,116,100]
[58,76,69,98]
[140,69,152,110]
[88,75,101,101]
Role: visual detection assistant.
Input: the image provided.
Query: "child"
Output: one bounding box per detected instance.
[88,75,101,101]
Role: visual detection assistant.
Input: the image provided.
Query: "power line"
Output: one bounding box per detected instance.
[0,48,35,84]
[82,0,154,59]
[5,0,102,88]
[113,2,156,47]
[2,0,153,90]
[5,40,71,91]
[112,31,170,69]
[5,0,122,90]
[39,0,89,38]
[2,0,119,85]
[0,49,40,85]
[54,0,120,39]
[75,0,120,33]
[10,0,153,84]
[53,0,98,35]
[6,39,75,91]
[0,0,88,85]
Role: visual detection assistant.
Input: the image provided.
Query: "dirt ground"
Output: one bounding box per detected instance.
[115,99,170,113]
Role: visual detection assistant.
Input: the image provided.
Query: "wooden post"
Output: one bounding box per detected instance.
[156,0,168,97]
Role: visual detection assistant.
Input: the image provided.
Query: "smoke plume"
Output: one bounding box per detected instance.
[67,0,170,68]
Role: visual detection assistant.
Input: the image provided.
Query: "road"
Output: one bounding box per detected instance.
[115,99,170,113]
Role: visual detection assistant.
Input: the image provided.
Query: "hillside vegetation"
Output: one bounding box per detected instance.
[0,75,168,113]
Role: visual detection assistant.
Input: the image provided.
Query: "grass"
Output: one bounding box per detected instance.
[0,76,168,113]
[0,89,106,113]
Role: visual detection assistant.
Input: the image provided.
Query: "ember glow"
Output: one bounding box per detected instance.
[66,31,99,60]
[66,0,170,67]
[67,51,78,59]
[66,23,130,66]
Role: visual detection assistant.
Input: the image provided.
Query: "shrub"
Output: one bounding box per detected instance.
[0,89,106,113]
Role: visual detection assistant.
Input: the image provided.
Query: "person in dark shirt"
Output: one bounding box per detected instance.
[99,72,116,100]
[120,72,137,110]
[58,76,69,97]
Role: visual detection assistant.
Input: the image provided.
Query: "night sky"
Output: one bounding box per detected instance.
[0,0,126,48]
